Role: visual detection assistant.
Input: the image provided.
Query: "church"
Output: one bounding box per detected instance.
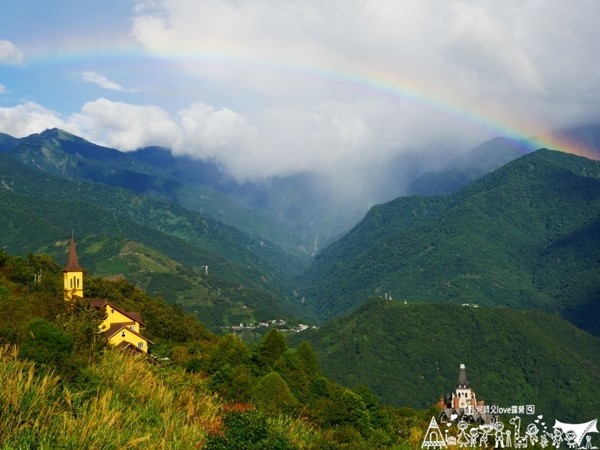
[438,363,496,424]
[63,236,153,353]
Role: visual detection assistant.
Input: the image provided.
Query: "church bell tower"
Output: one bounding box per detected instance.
[63,235,83,301]
[452,363,477,410]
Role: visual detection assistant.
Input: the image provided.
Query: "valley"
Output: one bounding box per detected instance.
[1,127,599,426]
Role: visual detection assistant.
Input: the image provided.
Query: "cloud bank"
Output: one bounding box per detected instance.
[1,1,600,186]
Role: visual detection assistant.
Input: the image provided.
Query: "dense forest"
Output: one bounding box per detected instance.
[290,299,600,422]
[300,150,600,335]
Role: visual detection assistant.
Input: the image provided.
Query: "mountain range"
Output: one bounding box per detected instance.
[0,133,313,329]
[299,149,600,337]
[1,126,599,415]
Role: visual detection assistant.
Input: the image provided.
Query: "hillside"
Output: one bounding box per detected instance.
[0,154,313,328]
[0,251,414,449]
[291,299,600,422]
[300,150,600,334]
[405,137,537,196]
[4,128,306,256]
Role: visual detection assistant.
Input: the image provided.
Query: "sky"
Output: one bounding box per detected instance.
[1,0,599,183]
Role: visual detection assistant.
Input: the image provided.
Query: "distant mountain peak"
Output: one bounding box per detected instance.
[39,128,86,143]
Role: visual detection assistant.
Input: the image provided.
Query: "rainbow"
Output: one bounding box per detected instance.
[23,38,598,160]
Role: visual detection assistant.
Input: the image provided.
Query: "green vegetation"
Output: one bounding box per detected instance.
[300,150,600,335]
[5,128,309,256]
[291,299,600,422]
[0,151,314,329]
[0,250,416,448]
[2,129,600,447]
[405,136,537,196]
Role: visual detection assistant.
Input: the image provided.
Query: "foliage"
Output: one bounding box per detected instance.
[300,150,600,334]
[0,346,221,449]
[203,407,295,450]
[19,318,73,366]
[0,249,409,448]
[0,149,313,330]
[253,328,288,369]
[291,299,600,422]
[252,372,299,414]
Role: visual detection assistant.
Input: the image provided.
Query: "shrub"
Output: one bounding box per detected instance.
[19,318,73,366]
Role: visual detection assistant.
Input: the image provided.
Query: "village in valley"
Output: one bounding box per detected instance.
[222,319,315,335]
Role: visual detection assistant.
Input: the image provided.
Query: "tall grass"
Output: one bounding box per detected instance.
[1,346,222,449]
[1,346,328,449]
[0,346,63,446]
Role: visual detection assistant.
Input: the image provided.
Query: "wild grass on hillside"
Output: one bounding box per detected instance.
[0,346,220,448]
[0,346,330,449]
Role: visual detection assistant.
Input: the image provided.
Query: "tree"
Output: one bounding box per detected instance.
[252,371,298,415]
[19,318,73,366]
[253,328,286,371]
[206,334,251,374]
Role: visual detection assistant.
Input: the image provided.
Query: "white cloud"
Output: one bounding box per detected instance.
[0,40,24,65]
[0,102,68,137]
[3,1,600,188]
[0,83,6,94]
[173,101,260,176]
[69,98,179,150]
[78,71,132,92]
[125,0,600,184]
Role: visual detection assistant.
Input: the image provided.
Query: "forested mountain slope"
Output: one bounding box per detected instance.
[405,136,537,196]
[300,150,600,334]
[292,299,600,422]
[3,128,306,255]
[0,154,312,328]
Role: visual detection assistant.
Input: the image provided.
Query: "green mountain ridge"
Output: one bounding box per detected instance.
[291,299,600,422]
[0,154,314,328]
[405,136,537,196]
[0,126,599,438]
[300,150,600,334]
[4,128,306,257]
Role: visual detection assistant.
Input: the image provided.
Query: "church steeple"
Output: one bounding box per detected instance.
[66,235,81,271]
[63,235,83,301]
[457,363,469,388]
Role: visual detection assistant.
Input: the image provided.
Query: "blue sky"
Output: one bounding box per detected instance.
[1,0,599,183]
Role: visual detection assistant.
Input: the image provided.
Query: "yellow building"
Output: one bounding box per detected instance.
[88,299,153,353]
[63,236,83,301]
[64,236,153,353]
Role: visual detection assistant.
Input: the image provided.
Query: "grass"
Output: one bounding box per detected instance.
[0,346,333,449]
[0,346,220,449]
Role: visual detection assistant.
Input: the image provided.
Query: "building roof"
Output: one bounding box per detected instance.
[65,236,82,272]
[457,363,469,388]
[104,323,154,345]
[88,298,108,308]
[126,311,144,326]
[87,298,146,328]
[115,341,146,354]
